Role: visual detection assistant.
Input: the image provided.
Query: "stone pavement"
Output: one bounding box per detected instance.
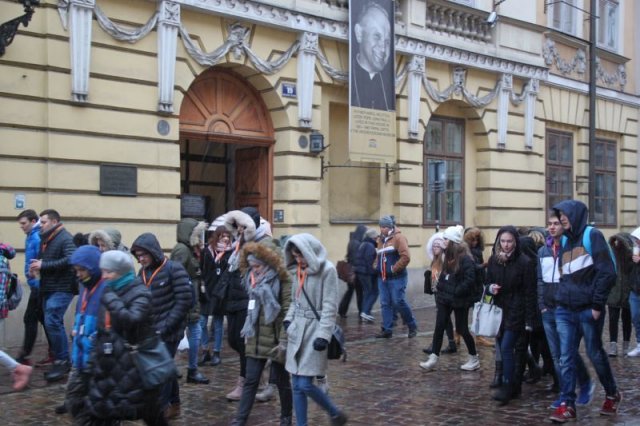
[1,302,639,425]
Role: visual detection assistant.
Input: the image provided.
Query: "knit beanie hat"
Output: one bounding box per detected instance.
[379,215,396,228]
[443,225,464,244]
[365,228,379,240]
[99,250,135,276]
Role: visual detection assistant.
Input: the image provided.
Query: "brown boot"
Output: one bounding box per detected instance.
[226,376,245,401]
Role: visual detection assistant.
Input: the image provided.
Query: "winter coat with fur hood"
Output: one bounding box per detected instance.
[89,228,129,253]
[130,233,192,342]
[607,232,633,308]
[239,241,291,361]
[283,233,338,377]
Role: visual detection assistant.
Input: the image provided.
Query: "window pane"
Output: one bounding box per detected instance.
[595,173,604,195]
[445,192,462,223]
[605,174,615,194]
[560,137,572,163]
[445,122,463,154]
[594,142,604,168]
[606,144,616,169]
[446,160,462,191]
[425,191,437,221]
[548,137,558,162]
[426,121,443,152]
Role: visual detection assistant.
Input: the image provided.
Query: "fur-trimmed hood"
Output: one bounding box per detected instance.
[224,210,257,242]
[176,218,208,248]
[239,242,289,283]
[89,228,124,251]
[283,233,328,275]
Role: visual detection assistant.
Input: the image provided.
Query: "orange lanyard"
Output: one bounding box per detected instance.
[296,265,307,298]
[142,258,167,287]
[250,271,257,288]
[42,226,63,252]
[80,285,98,314]
[104,311,111,331]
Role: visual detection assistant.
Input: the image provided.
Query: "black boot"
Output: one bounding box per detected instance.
[210,351,221,366]
[524,352,542,384]
[493,382,513,405]
[489,361,503,389]
[441,341,457,354]
[198,350,211,366]
[44,360,70,383]
[186,368,210,384]
[422,345,433,355]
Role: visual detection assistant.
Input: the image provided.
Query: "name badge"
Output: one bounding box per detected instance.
[248,299,256,310]
[79,324,85,336]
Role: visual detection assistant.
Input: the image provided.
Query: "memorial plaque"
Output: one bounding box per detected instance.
[181,194,207,218]
[100,164,137,196]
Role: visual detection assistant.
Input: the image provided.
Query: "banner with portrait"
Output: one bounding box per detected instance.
[349,0,396,163]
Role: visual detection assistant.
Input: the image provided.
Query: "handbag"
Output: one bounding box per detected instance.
[301,286,347,362]
[423,270,432,295]
[470,287,503,338]
[128,335,178,390]
[336,260,355,286]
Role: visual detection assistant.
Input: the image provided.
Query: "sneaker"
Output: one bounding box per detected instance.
[600,391,622,416]
[419,353,438,371]
[549,403,577,423]
[576,381,595,406]
[375,330,392,339]
[549,397,562,410]
[330,410,348,426]
[607,341,617,357]
[44,360,70,383]
[460,355,480,371]
[359,312,375,323]
[316,376,329,394]
[626,343,640,357]
[256,383,276,402]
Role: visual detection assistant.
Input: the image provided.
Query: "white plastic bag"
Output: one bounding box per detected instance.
[177,330,189,351]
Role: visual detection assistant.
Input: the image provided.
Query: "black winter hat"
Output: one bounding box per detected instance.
[240,207,261,229]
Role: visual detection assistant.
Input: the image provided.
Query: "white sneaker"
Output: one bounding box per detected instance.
[461,355,480,371]
[626,344,640,357]
[419,354,438,371]
[316,376,329,394]
[360,312,375,323]
[608,341,618,357]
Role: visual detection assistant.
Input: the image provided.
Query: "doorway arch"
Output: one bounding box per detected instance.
[179,67,275,221]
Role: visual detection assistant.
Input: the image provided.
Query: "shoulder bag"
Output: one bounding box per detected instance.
[301,286,347,362]
[470,286,503,338]
[336,260,356,286]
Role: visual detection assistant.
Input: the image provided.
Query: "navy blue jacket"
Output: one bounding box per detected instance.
[552,200,616,312]
[353,237,377,276]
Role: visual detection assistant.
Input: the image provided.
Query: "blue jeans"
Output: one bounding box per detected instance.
[359,274,378,316]
[497,329,520,383]
[200,314,223,352]
[541,309,590,390]
[291,374,339,426]
[43,292,74,361]
[378,275,417,332]
[556,306,618,406]
[187,320,202,370]
[162,339,180,408]
[629,291,640,344]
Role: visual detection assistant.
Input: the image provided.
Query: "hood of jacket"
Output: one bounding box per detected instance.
[70,245,103,285]
[284,233,327,275]
[552,199,589,242]
[491,225,523,259]
[224,210,257,242]
[176,218,198,246]
[239,241,290,282]
[631,226,640,242]
[130,233,165,265]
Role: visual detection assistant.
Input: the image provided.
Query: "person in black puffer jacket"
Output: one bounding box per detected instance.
[485,225,536,406]
[353,227,379,322]
[130,232,191,420]
[81,250,167,426]
[419,225,479,372]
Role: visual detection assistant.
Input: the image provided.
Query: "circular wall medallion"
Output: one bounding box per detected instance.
[157,119,171,136]
[298,135,309,149]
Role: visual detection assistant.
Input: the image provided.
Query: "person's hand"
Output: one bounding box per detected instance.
[489,284,501,295]
[632,255,640,264]
[29,259,42,272]
[283,320,291,331]
[592,309,601,320]
[269,342,287,363]
[313,338,328,351]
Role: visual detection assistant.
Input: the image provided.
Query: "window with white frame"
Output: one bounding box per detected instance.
[549,0,578,35]
[597,0,619,51]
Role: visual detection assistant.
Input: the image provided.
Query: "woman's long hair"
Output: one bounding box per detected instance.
[463,227,485,250]
[609,232,633,275]
[443,241,471,274]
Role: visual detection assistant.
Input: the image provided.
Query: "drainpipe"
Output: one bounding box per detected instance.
[588,0,596,207]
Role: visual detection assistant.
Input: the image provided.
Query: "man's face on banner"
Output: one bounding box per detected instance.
[355,7,391,74]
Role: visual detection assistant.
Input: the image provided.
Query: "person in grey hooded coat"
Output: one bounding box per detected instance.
[283,233,347,426]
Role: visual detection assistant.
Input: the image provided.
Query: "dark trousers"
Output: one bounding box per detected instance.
[431,302,476,356]
[227,309,247,378]
[608,305,632,342]
[22,287,49,357]
[234,358,292,425]
[161,339,180,409]
[338,278,363,316]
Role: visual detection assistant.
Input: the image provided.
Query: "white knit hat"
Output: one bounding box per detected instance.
[443,225,464,244]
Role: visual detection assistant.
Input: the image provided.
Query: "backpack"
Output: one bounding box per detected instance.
[561,226,617,272]
[1,269,22,311]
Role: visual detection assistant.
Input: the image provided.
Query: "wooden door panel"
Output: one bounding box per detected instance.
[235,147,270,217]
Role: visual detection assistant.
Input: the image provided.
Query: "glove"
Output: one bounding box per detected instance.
[283,320,291,331]
[313,337,328,351]
[268,341,287,364]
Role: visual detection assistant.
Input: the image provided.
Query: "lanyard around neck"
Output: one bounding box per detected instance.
[143,258,167,287]
[296,264,307,298]
[80,284,99,314]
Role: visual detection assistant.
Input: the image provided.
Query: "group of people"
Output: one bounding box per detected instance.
[408,199,635,423]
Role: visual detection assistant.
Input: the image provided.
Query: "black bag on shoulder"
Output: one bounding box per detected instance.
[423,270,433,295]
[301,286,347,362]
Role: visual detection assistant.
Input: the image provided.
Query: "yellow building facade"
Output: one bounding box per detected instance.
[1,0,639,343]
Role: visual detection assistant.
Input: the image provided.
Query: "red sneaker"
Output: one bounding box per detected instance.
[600,391,622,416]
[549,403,577,423]
[35,354,55,367]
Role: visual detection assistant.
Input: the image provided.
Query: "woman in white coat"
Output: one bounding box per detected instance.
[283,233,348,426]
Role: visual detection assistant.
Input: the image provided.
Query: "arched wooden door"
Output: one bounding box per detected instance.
[179,68,275,220]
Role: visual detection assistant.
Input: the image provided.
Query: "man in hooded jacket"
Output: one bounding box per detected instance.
[550,200,621,422]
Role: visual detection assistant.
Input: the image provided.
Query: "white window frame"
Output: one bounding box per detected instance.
[547,0,584,38]
[597,0,620,52]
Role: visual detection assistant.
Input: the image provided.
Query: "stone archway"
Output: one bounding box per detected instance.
[179,68,275,220]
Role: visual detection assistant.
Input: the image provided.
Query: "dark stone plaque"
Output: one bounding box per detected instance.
[100,164,137,196]
[181,194,206,218]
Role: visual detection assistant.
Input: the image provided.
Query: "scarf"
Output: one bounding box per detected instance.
[240,266,281,338]
[106,271,135,291]
[496,249,514,265]
[213,240,232,262]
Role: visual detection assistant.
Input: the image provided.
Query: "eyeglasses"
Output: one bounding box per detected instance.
[135,252,150,259]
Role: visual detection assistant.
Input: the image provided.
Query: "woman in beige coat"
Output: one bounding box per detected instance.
[283,233,348,426]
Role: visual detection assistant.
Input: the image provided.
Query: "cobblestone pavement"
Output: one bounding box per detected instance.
[1,302,639,425]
